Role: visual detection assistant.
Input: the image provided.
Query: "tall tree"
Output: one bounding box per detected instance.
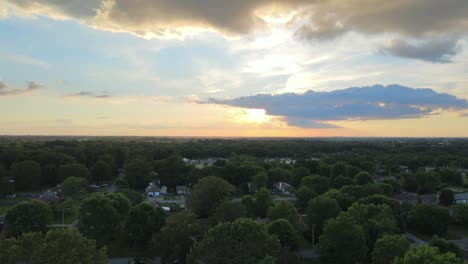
[211,200,247,224]
[11,160,41,190]
[254,188,273,218]
[188,218,280,264]
[408,204,451,236]
[90,160,112,183]
[267,200,302,231]
[267,219,300,250]
[62,176,87,197]
[306,196,341,238]
[126,202,166,245]
[5,200,52,237]
[126,158,152,189]
[57,163,91,182]
[393,246,463,264]
[371,234,410,264]
[191,176,235,217]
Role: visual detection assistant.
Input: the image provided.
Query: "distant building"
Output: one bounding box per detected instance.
[160,186,168,195]
[273,182,294,194]
[394,192,437,206]
[454,193,468,204]
[146,183,161,197]
[39,190,60,204]
[176,185,191,195]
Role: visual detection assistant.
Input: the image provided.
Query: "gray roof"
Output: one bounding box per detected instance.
[454,193,468,200]
[176,185,189,192]
[39,190,59,203]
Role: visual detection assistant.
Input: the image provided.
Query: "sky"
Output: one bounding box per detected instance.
[0,0,468,137]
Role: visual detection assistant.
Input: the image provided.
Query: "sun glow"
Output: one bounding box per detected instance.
[244,109,267,123]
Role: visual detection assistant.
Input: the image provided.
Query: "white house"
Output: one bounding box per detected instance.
[273,182,294,194]
[146,183,161,197]
[454,193,468,204]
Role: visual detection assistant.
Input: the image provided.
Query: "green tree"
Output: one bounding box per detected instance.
[400,172,417,192]
[0,164,8,196]
[408,204,451,236]
[316,214,367,264]
[295,186,316,210]
[291,166,310,187]
[155,212,204,264]
[91,160,112,182]
[118,189,144,206]
[372,234,410,264]
[126,202,166,245]
[79,192,130,241]
[5,200,52,237]
[354,172,374,185]
[11,160,41,190]
[380,183,394,196]
[429,236,464,260]
[57,163,91,182]
[306,196,341,238]
[267,200,302,230]
[0,228,107,264]
[212,200,247,224]
[155,155,189,188]
[126,158,153,189]
[301,175,329,194]
[382,177,401,193]
[62,176,87,197]
[254,188,273,218]
[188,218,280,264]
[191,176,235,217]
[393,246,463,264]
[267,219,300,250]
[452,204,468,225]
[416,171,440,194]
[438,189,454,206]
[253,172,269,189]
[332,175,353,189]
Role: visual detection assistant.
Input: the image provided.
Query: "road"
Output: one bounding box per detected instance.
[405,232,428,246]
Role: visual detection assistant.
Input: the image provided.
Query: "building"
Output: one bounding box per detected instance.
[146,183,161,197]
[176,185,191,195]
[273,182,294,194]
[39,190,60,204]
[160,186,168,195]
[454,193,468,204]
[394,192,437,206]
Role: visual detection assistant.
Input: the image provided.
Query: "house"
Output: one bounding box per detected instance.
[454,193,468,204]
[246,182,257,193]
[273,182,294,194]
[39,190,60,204]
[176,185,191,195]
[160,186,168,195]
[146,183,161,197]
[394,192,437,205]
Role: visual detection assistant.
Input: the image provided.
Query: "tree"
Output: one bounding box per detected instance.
[155,155,189,188]
[438,168,463,186]
[0,228,107,264]
[452,204,468,225]
[393,246,463,264]
[57,163,91,182]
[126,202,166,245]
[188,218,281,264]
[306,196,341,238]
[380,183,394,196]
[400,172,417,192]
[91,160,112,182]
[316,214,367,264]
[126,158,152,189]
[62,176,87,197]
[155,212,204,264]
[11,160,41,190]
[253,172,268,190]
[0,164,9,196]
[191,176,235,217]
[416,171,440,194]
[358,194,399,210]
[301,175,329,195]
[343,202,398,250]
[254,188,273,218]
[212,200,247,224]
[291,166,310,187]
[382,177,401,193]
[118,189,144,206]
[295,186,316,210]
[332,175,353,189]
[267,200,302,230]
[242,195,256,217]
[354,172,373,185]
[408,204,451,236]
[429,236,464,260]
[79,192,130,241]
[5,200,52,237]
[438,189,454,206]
[372,234,410,264]
[267,219,300,250]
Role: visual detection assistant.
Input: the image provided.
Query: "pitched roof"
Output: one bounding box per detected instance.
[39,190,59,203]
[146,184,160,193]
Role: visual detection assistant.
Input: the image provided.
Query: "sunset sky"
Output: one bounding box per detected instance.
[1,0,468,137]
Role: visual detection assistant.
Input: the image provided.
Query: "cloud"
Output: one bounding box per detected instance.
[0,80,43,96]
[283,117,338,129]
[6,0,468,40]
[62,91,112,98]
[207,84,468,128]
[380,38,461,62]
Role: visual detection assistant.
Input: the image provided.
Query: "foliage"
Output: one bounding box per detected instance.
[126,158,153,189]
[415,171,440,194]
[393,246,463,264]
[306,196,341,238]
[253,172,269,189]
[254,187,273,218]
[57,163,91,182]
[0,228,107,264]
[191,176,235,217]
[267,200,302,231]
[291,166,310,187]
[316,214,367,264]
[5,200,52,237]
[126,202,166,245]
[211,200,247,224]
[91,160,112,182]
[11,160,41,190]
[452,203,468,225]
[353,172,373,185]
[188,218,280,264]
[155,212,204,264]
[62,176,87,197]
[332,175,353,189]
[267,219,300,250]
[118,189,144,206]
[429,235,464,260]
[382,177,401,193]
[295,185,317,210]
[300,175,329,195]
[408,204,451,236]
[438,188,454,206]
[372,234,410,264]
[155,155,190,188]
